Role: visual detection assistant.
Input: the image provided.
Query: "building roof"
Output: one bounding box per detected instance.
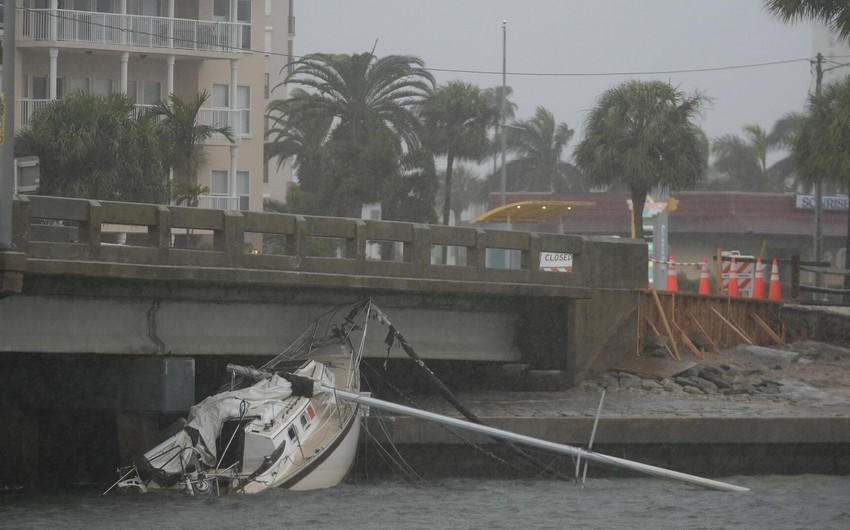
[487,192,848,238]
[472,200,596,224]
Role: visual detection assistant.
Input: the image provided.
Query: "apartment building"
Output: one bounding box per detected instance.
[8,0,293,210]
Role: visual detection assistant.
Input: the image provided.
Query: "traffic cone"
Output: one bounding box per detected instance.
[752,257,765,299]
[768,259,782,301]
[666,255,679,292]
[698,258,711,295]
[727,257,740,297]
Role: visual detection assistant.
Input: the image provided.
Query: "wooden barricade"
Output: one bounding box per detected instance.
[638,290,786,358]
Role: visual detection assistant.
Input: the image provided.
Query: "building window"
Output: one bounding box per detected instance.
[32,76,63,99]
[68,76,90,94]
[128,0,161,16]
[236,171,250,210]
[238,0,251,49]
[212,84,229,107]
[238,85,250,136]
[264,28,272,56]
[213,0,229,20]
[93,78,113,96]
[263,73,270,100]
[143,81,161,104]
[211,170,229,195]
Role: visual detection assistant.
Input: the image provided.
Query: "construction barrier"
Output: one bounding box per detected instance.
[649,254,783,301]
[726,257,740,297]
[640,290,787,359]
[721,251,752,297]
[665,255,679,292]
[769,258,782,301]
[752,257,765,299]
[698,258,711,295]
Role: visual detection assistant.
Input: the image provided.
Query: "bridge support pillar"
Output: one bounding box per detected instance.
[0,251,26,297]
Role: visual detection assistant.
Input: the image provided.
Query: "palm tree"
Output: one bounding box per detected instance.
[419,81,494,225]
[502,106,582,192]
[265,88,334,190]
[436,165,483,226]
[573,80,708,240]
[764,1,850,41]
[276,52,434,216]
[16,91,168,203]
[149,91,234,201]
[282,52,434,150]
[711,125,777,191]
[483,85,518,175]
[792,75,850,291]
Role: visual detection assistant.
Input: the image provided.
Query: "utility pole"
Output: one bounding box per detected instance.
[499,20,507,207]
[813,52,824,292]
[1,0,16,251]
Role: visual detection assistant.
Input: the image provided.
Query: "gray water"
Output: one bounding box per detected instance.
[1,476,848,530]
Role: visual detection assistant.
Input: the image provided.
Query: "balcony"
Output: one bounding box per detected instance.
[18,99,246,140]
[17,8,248,54]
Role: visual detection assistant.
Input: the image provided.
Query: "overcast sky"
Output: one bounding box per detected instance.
[293,0,817,161]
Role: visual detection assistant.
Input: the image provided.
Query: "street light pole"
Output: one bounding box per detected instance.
[499,20,507,207]
[1,0,17,250]
[813,52,824,291]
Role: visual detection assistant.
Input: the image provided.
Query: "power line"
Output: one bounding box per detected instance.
[25,8,813,79]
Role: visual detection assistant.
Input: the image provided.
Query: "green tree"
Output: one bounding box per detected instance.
[265,88,333,187]
[149,91,234,200]
[436,164,483,226]
[573,80,708,240]
[277,52,434,216]
[792,75,850,288]
[765,0,850,40]
[503,106,583,192]
[16,91,168,203]
[711,125,780,191]
[381,149,439,224]
[419,81,494,225]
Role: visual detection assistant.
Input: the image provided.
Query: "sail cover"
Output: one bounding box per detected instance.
[144,374,295,475]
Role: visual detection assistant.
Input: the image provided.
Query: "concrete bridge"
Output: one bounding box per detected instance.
[0,194,646,380]
[0,194,645,488]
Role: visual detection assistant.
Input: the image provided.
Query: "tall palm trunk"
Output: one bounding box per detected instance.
[845,190,850,302]
[442,153,455,226]
[631,188,648,240]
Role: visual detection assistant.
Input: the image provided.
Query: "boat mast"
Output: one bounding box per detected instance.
[318,386,749,493]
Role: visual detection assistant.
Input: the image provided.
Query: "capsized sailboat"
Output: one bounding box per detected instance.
[108,301,373,495]
[109,299,748,495]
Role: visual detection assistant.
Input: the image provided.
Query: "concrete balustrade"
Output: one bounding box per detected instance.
[10,195,647,297]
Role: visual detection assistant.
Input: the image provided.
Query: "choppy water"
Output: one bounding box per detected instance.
[2,476,848,530]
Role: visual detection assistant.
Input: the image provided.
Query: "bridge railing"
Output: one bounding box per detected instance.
[12,195,646,292]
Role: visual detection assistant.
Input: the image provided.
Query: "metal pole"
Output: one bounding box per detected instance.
[1,0,17,250]
[321,386,749,492]
[813,53,824,294]
[499,20,506,207]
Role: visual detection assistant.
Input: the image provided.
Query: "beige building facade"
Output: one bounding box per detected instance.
[10,0,293,210]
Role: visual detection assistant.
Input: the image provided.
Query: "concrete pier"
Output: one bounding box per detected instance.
[360,387,850,478]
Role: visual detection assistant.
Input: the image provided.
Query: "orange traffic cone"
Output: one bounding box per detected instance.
[752,257,765,299]
[666,255,679,292]
[768,258,782,301]
[698,258,711,295]
[727,257,740,297]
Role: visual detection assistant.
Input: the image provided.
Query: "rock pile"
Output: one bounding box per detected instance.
[592,363,785,399]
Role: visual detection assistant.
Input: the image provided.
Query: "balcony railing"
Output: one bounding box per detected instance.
[17,8,248,53]
[16,99,52,130]
[196,195,240,210]
[17,99,245,139]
